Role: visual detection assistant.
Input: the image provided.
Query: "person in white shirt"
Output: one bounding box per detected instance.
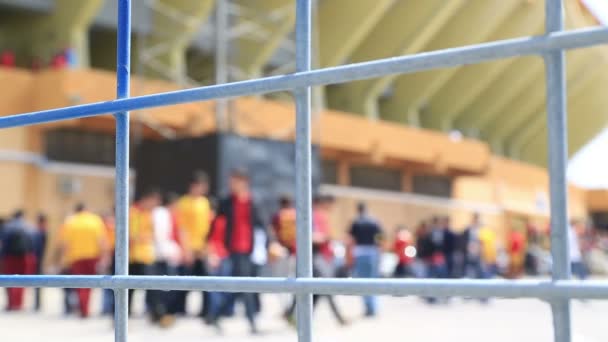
[568,220,588,280]
[147,200,182,327]
[153,205,181,268]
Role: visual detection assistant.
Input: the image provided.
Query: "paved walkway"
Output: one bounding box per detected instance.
[0,287,606,341]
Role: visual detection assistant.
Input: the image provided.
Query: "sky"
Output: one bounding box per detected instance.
[566,0,608,188]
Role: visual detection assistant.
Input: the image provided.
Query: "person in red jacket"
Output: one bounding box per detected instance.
[205,168,266,334]
[508,228,525,278]
[393,226,415,278]
[283,194,348,326]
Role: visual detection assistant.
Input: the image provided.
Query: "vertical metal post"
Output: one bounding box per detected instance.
[114,0,131,341]
[294,0,313,341]
[215,0,229,132]
[545,1,571,342]
[310,0,323,118]
[132,28,145,147]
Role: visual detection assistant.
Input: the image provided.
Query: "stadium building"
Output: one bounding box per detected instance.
[1,0,608,241]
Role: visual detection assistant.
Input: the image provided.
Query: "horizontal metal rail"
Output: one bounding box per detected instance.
[1,26,608,129]
[0,275,606,300]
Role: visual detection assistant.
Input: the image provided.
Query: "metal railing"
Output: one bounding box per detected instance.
[0,1,607,341]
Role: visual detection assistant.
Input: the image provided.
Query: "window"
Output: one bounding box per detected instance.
[349,165,401,191]
[412,174,452,197]
[45,128,116,165]
[592,211,608,230]
[321,159,338,184]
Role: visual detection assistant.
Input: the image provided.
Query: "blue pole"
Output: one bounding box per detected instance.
[114,0,131,341]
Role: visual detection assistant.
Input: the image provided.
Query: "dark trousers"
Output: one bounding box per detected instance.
[465,258,489,303]
[129,262,173,321]
[206,257,232,320]
[571,261,588,280]
[128,262,152,316]
[425,262,447,304]
[393,263,413,278]
[445,254,455,278]
[209,253,257,328]
[252,264,262,314]
[146,261,175,321]
[284,258,346,324]
[170,258,208,316]
[102,254,116,315]
[465,259,487,279]
[34,287,42,311]
[34,257,42,311]
[284,294,347,325]
[61,268,75,315]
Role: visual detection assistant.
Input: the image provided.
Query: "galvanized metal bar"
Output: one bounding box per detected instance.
[2,26,608,129]
[2,275,608,300]
[545,1,572,341]
[114,0,131,341]
[215,0,229,131]
[294,0,313,341]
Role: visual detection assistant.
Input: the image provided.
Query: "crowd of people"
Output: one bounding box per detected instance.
[391,215,591,285]
[392,214,499,282]
[0,168,596,335]
[1,48,77,70]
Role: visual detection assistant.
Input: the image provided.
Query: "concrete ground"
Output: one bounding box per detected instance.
[0,286,607,341]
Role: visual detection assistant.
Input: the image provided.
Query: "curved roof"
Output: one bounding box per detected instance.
[317,0,607,167]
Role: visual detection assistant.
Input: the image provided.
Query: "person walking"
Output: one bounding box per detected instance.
[478,224,498,278]
[392,226,415,278]
[569,219,588,280]
[415,221,432,277]
[129,188,166,325]
[271,195,296,310]
[101,211,116,316]
[272,195,297,263]
[440,216,457,278]
[174,171,212,317]
[429,217,448,279]
[348,202,383,317]
[0,210,36,311]
[417,218,447,304]
[32,213,48,311]
[58,203,108,318]
[205,168,266,334]
[461,213,485,280]
[165,193,185,315]
[150,195,181,327]
[284,194,348,326]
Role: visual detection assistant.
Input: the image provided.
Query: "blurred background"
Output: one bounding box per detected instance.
[2,0,608,341]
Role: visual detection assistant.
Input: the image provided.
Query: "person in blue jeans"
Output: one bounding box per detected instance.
[203,169,267,334]
[348,202,383,317]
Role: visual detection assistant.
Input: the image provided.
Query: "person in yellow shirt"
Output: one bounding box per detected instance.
[58,203,107,318]
[128,187,176,328]
[101,211,116,316]
[478,226,498,278]
[128,188,159,314]
[173,171,212,316]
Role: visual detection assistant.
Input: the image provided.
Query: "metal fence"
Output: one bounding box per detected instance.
[1,1,608,341]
